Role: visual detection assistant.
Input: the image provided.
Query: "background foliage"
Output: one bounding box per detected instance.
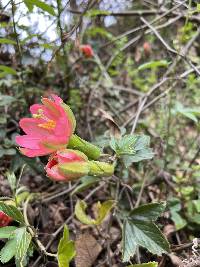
[1,0,200,266]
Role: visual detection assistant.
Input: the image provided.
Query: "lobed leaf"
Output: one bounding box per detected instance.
[0,226,17,239]
[129,203,166,221]
[0,239,17,263]
[110,134,154,167]
[15,227,32,262]
[122,202,169,262]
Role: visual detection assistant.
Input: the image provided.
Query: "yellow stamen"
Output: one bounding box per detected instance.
[33,110,56,130]
[38,120,56,130]
[33,114,42,119]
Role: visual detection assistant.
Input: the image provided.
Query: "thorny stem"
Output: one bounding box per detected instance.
[23,196,57,259]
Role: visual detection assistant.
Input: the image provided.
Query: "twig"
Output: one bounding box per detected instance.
[67,6,200,22]
[32,215,73,267]
[41,182,78,203]
[84,182,106,201]
[131,98,147,134]
[47,0,93,71]
[23,196,57,259]
[101,1,187,48]
[140,16,180,56]
[135,175,148,208]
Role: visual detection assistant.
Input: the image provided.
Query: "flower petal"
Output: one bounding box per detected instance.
[19,118,50,137]
[15,135,41,149]
[57,149,87,163]
[51,94,63,104]
[19,147,52,157]
[41,98,62,117]
[46,163,66,181]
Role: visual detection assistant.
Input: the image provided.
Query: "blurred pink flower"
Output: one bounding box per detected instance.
[16,95,74,157]
[80,44,94,58]
[45,149,89,182]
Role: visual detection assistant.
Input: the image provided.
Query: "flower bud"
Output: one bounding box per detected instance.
[68,134,101,160]
[88,161,114,177]
[45,149,89,182]
[45,149,115,182]
[79,44,94,58]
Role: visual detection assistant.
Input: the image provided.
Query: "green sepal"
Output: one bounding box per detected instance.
[59,162,89,180]
[62,103,76,133]
[88,161,114,177]
[68,134,101,160]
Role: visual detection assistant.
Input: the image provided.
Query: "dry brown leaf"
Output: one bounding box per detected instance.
[163,224,176,238]
[98,108,120,138]
[75,233,102,267]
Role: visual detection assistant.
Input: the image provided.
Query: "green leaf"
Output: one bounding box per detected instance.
[0,38,16,45]
[24,0,56,16]
[6,171,17,191]
[75,200,96,225]
[110,135,154,167]
[122,203,169,262]
[0,202,24,223]
[0,226,17,239]
[16,191,31,205]
[128,262,158,267]
[138,60,169,71]
[24,0,55,15]
[173,102,200,123]
[40,43,55,49]
[0,65,17,75]
[95,200,115,225]
[58,225,75,267]
[24,0,34,11]
[129,203,166,221]
[71,176,100,195]
[0,238,17,263]
[85,9,110,17]
[197,3,200,12]
[193,199,200,212]
[123,220,169,262]
[110,135,137,155]
[75,200,115,225]
[122,219,137,261]
[171,211,187,230]
[0,94,15,106]
[15,227,32,262]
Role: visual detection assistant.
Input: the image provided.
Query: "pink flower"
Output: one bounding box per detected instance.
[16,95,75,157]
[80,44,94,58]
[0,211,13,227]
[45,149,89,182]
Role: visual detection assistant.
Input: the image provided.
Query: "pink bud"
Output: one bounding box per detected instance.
[80,44,94,58]
[45,149,89,182]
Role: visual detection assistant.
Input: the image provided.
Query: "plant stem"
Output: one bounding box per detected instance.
[23,196,57,258]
